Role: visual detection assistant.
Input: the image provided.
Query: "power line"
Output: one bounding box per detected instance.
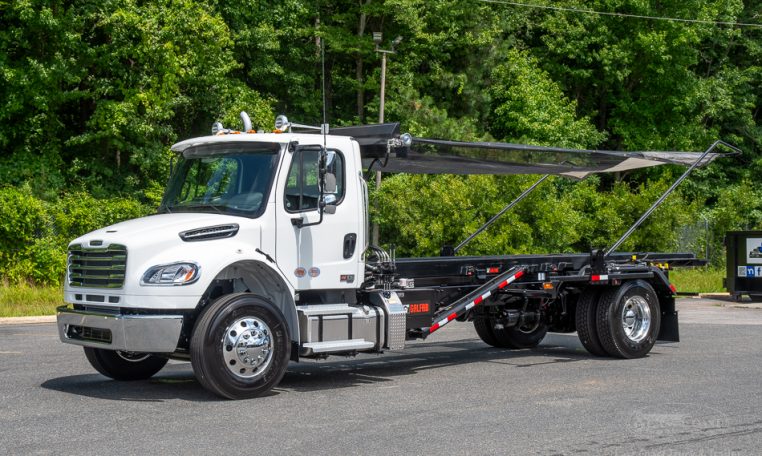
[480,0,762,29]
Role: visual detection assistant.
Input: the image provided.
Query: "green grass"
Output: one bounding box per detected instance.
[0,284,64,318]
[669,267,725,294]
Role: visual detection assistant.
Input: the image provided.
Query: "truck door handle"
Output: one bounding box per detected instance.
[343,233,357,259]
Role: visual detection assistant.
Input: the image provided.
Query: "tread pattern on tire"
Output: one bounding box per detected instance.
[474,317,501,347]
[595,280,660,359]
[575,287,608,356]
[190,292,290,399]
[474,314,547,349]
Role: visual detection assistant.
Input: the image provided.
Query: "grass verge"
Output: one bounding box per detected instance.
[0,284,63,318]
[669,267,725,294]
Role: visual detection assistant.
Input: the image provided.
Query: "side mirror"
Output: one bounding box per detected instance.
[322,151,338,194]
[322,194,337,214]
[323,172,337,194]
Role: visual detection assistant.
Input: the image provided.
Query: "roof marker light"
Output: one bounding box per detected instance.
[275,115,289,132]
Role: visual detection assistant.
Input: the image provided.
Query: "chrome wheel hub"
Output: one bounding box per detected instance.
[222,317,273,379]
[621,296,651,343]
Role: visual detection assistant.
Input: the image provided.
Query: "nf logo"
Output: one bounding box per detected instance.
[748,266,757,278]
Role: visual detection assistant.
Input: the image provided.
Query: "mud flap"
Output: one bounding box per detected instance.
[657,295,679,342]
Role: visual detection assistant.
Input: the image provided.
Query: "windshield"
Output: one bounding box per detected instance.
[160,143,281,217]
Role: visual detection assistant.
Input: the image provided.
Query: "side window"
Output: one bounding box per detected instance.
[284,148,344,212]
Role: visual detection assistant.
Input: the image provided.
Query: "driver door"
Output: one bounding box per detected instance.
[275,145,360,291]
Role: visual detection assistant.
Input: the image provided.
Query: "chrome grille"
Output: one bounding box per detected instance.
[68,244,127,288]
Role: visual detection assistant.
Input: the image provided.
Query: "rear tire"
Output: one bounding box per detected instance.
[596,280,661,359]
[474,314,547,349]
[84,347,168,381]
[494,321,548,349]
[749,295,762,303]
[190,293,291,399]
[575,288,607,356]
[474,316,501,347]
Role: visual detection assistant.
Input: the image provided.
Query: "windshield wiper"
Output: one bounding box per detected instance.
[186,204,225,214]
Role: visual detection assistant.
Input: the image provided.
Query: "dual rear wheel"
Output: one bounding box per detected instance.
[473,280,661,359]
[575,280,661,359]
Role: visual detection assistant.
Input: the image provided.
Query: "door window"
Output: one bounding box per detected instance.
[284,148,344,212]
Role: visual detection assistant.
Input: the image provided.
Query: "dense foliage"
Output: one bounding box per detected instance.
[1,0,760,284]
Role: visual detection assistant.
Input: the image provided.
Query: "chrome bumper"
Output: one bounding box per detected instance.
[56,306,183,353]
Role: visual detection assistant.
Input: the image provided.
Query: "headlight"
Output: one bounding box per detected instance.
[141,262,200,286]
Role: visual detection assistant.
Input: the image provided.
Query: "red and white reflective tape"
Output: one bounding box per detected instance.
[591,274,609,282]
[669,283,677,294]
[428,269,525,334]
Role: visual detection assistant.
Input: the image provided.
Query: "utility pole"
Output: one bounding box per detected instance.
[372,32,402,246]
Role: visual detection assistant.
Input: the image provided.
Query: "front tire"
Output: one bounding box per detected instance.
[190,293,291,399]
[596,280,661,359]
[84,347,168,381]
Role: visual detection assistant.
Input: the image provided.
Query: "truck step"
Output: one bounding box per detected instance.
[302,339,375,354]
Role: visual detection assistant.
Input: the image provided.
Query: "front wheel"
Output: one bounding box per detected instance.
[190,293,291,399]
[596,280,661,359]
[84,347,168,380]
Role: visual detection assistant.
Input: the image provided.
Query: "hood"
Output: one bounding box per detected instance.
[69,213,254,249]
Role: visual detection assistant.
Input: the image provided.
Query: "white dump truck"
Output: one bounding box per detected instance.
[56,113,734,398]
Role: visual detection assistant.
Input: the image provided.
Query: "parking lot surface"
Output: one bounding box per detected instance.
[1,298,761,455]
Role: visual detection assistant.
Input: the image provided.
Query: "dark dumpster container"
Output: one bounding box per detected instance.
[725,231,762,302]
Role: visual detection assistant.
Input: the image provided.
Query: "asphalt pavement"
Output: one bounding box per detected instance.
[1,297,761,455]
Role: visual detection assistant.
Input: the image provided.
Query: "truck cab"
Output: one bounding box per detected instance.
[58,117,395,397]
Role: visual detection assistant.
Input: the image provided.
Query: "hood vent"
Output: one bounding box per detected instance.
[179,224,239,242]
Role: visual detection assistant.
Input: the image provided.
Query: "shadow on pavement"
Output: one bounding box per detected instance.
[40,363,218,402]
[40,336,611,401]
[275,337,598,394]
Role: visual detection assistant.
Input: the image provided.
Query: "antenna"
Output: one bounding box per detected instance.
[321,36,328,146]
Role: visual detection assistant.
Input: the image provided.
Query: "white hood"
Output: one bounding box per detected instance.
[70,213,250,248]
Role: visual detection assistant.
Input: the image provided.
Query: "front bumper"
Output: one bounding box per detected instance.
[56,306,183,353]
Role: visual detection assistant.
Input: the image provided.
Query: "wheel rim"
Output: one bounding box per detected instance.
[621,296,651,343]
[222,317,274,379]
[116,351,151,363]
